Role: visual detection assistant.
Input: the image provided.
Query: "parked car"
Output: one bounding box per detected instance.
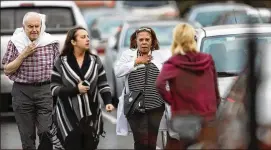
[216,42,271,148]
[0,1,88,112]
[89,15,144,56]
[212,10,263,26]
[115,1,180,19]
[74,0,115,8]
[81,1,179,27]
[195,24,271,98]
[257,8,271,23]
[75,1,123,59]
[171,32,271,150]
[79,1,119,28]
[185,2,260,27]
[104,19,201,99]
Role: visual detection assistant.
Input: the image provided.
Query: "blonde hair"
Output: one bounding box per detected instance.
[171,23,197,55]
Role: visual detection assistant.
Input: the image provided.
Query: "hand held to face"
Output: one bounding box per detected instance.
[78,81,90,94]
[135,55,152,65]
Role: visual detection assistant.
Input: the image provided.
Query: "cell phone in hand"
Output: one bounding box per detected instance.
[82,80,90,86]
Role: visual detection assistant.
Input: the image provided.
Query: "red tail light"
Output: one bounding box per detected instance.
[163,11,179,17]
[75,1,115,8]
[104,1,115,8]
[20,3,34,7]
[96,47,105,55]
[227,98,236,103]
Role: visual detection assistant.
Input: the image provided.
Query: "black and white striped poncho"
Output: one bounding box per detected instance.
[49,53,112,149]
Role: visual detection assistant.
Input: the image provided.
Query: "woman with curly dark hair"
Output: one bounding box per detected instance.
[115,26,169,150]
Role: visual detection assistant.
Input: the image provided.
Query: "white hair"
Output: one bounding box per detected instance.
[22,12,42,25]
[22,12,46,34]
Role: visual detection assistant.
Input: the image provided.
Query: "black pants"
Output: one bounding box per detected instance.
[127,105,165,150]
[64,117,100,150]
[64,128,99,150]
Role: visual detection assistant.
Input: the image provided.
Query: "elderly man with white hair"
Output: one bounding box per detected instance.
[2,12,59,149]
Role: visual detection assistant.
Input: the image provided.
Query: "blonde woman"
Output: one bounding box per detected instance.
[156,23,220,149]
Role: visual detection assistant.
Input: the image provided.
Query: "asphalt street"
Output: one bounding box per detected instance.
[0,58,166,150]
[1,109,165,149]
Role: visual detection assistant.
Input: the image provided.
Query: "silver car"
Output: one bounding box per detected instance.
[257,8,271,23]
[115,1,180,19]
[185,2,261,27]
[89,14,147,57]
[195,23,271,99]
[212,10,263,26]
[104,19,201,99]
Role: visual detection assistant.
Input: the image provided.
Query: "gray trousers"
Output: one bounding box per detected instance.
[11,82,53,150]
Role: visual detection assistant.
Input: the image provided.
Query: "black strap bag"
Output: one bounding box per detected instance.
[123,63,150,118]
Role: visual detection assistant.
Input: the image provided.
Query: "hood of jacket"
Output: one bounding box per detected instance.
[166,52,213,73]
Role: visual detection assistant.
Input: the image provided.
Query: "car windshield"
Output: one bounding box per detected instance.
[96,18,123,37]
[1,7,75,35]
[201,33,271,73]
[260,16,271,23]
[195,11,228,27]
[82,9,115,27]
[195,10,261,27]
[123,25,175,47]
[213,11,262,25]
[123,1,169,7]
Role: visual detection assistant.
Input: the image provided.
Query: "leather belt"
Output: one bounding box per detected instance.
[15,81,51,86]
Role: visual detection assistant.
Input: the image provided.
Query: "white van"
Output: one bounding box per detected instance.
[196,24,271,99]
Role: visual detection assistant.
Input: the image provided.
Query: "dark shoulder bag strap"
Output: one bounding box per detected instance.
[142,63,150,109]
[142,50,152,109]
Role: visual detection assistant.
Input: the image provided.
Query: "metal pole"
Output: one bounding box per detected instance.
[247,31,258,150]
[245,0,258,149]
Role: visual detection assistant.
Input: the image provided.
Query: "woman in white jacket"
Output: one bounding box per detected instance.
[114,27,170,150]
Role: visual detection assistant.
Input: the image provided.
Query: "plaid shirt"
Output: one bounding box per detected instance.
[2,41,60,83]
